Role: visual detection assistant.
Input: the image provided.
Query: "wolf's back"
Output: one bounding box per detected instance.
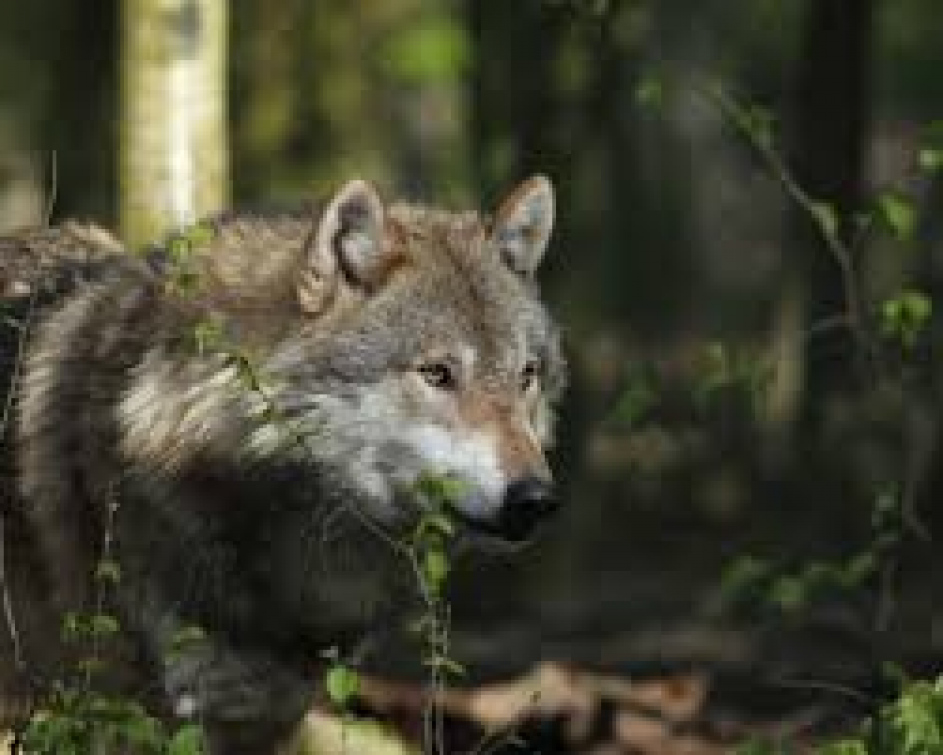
[0,223,132,723]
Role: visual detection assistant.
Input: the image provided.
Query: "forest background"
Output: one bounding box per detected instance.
[1,0,942,749]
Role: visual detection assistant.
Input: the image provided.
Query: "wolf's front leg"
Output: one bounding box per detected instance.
[163,642,315,755]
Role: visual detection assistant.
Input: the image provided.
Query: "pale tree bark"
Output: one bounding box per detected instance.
[120,0,229,248]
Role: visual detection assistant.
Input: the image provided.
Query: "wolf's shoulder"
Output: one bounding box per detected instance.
[0,221,151,304]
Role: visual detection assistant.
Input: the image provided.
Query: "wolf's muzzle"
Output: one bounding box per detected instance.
[494,476,559,542]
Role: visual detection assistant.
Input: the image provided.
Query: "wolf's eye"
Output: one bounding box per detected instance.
[418,362,456,390]
[521,360,540,392]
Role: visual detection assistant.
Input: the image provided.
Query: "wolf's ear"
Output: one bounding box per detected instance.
[298,179,390,314]
[491,175,555,276]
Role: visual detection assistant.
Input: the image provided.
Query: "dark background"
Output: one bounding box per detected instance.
[1,0,941,696]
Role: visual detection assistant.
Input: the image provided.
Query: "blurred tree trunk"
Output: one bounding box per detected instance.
[120,0,229,248]
[788,0,875,433]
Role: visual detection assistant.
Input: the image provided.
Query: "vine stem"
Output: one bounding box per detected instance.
[699,80,876,372]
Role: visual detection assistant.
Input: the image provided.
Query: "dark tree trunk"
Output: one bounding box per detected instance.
[790,0,875,431]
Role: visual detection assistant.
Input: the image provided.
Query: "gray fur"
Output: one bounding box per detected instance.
[0,178,566,753]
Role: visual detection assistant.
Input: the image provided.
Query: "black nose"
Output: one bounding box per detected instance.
[497,477,559,542]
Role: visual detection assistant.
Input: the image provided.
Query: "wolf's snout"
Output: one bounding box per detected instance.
[496,476,558,541]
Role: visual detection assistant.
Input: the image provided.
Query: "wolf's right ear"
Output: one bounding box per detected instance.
[298,179,391,315]
[491,175,555,277]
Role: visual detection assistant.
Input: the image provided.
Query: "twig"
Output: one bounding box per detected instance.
[772,676,876,707]
[700,81,876,372]
[85,484,120,691]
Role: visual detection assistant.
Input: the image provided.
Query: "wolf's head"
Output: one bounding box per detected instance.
[118,178,565,545]
[254,177,566,543]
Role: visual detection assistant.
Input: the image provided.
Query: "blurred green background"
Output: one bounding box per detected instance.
[1,0,941,690]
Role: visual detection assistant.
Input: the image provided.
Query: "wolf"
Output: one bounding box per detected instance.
[0,176,566,753]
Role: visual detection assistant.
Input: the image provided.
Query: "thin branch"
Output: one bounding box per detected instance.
[772,676,876,706]
[700,81,875,369]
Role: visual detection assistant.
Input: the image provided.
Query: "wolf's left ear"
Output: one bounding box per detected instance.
[491,175,555,276]
[298,179,391,314]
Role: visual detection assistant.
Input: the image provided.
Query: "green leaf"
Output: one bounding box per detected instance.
[918,148,943,173]
[168,236,189,258]
[424,513,455,537]
[324,665,360,708]
[613,369,657,427]
[920,120,943,174]
[95,559,122,584]
[815,740,868,755]
[88,613,120,637]
[735,738,781,755]
[422,548,450,593]
[842,551,877,587]
[167,625,208,655]
[76,655,106,677]
[167,723,206,755]
[61,612,91,643]
[893,682,943,753]
[415,472,467,505]
[880,291,933,349]
[770,575,805,613]
[635,76,664,108]
[185,222,215,249]
[877,191,917,240]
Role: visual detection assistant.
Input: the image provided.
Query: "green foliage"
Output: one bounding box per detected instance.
[705,81,778,152]
[409,472,461,613]
[93,560,122,585]
[162,221,217,295]
[22,687,163,755]
[814,677,943,754]
[735,678,943,753]
[324,661,362,709]
[919,121,943,173]
[734,738,794,755]
[880,290,933,351]
[694,341,772,414]
[816,742,869,755]
[406,472,467,696]
[21,686,205,754]
[163,625,209,663]
[21,609,206,754]
[875,191,917,241]
[60,612,120,644]
[917,148,943,173]
[166,725,206,755]
[612,366,658,427]
[718,487,901,618]
[718,552,876,618]
[634,75,665,109]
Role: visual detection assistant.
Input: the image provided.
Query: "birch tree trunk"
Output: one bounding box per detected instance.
[120,0,229,248]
